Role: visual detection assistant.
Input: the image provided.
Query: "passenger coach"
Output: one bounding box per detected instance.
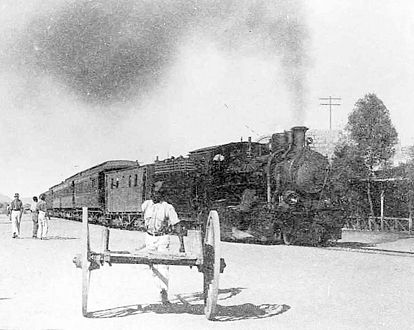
[49,160,136,220]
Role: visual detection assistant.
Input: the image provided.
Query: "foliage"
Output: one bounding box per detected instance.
[330,139,370,218]
[330,94,398,218]
[347,93,398,171]
[403,145,414,180]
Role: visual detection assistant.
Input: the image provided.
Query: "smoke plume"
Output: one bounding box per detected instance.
[3,0,309,118]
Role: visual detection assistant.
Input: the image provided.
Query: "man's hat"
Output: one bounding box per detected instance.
[153,181,164,192]
[14,193,19,197]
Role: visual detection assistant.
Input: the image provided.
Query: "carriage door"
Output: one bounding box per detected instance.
[98,172,105,211]
[71,181,75,209]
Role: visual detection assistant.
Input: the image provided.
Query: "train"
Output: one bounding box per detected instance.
[45,126,345,245]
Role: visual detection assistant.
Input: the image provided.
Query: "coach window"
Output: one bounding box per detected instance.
[111,178,114,189]
[116,178,119,188]
[134,174,138,186]
[128,175,131,187]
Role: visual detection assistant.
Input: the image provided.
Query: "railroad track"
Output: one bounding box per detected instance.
[50,216,414,257]
[321,245,414,258]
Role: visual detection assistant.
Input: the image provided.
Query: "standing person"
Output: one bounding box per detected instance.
[10,193,23,238]
[6,203,11,222]
[30,196,39,238]
[141,181,182,305]
[37,194,48,240]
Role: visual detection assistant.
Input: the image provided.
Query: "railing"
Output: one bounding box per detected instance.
[367,216,412,233]
[344,216,371,231]
[344,216,413,233]
[154,158,196,174]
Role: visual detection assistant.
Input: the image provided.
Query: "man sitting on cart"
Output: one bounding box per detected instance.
[141,181,182,305]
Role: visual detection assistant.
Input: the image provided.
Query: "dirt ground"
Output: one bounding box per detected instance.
[1,213,414,330]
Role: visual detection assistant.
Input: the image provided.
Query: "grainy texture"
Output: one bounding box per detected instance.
[1,214,414,329]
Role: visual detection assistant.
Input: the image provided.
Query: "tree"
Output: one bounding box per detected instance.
[403,146,414,180]
[346,93,398,215]
[330,137,370,221]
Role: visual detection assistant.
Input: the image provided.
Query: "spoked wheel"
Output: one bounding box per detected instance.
[81,207,91,317]
[203,210,221,320]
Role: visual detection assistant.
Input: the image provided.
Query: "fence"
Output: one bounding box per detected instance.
[344,178,414,234]
[344,216,413,233]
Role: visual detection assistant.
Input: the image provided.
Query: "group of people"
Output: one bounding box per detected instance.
[9,192,48,239]
[9,182,181,305]
[30,194,49,239]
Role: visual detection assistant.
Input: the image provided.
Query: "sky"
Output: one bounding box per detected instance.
[0,0,413,198]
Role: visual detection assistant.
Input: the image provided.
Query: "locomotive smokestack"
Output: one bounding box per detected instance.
[291,126,308,151]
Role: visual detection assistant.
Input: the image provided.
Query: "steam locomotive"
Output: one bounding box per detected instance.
[46,126,344,245]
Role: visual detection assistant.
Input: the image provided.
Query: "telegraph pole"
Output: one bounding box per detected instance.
[319,96,341,130]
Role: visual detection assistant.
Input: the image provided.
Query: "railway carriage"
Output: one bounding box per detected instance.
[50,181,73,215]
[49,160,136,220]
[104,164,152,228]
[104,156,200,227]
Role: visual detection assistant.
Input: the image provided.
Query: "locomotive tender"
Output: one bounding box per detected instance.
[46,126,344,245]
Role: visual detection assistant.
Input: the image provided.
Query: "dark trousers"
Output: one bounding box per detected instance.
[32,212,39,237]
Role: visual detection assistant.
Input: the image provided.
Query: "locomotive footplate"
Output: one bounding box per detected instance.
[73,207,226,321]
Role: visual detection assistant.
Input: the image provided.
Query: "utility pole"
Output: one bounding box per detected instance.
[319,96,341,130]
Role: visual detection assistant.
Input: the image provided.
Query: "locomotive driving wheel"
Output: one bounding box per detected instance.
[203,210,221,320]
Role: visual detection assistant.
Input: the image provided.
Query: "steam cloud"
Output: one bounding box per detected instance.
[4,0,309,118]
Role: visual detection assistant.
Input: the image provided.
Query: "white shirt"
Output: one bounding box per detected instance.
[30,201,37,212]
[141,200,179,234]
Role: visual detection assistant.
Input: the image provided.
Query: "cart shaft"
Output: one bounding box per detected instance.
[91,251,202,267]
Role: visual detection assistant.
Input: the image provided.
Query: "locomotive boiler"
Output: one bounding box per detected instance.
[262,126,343,244]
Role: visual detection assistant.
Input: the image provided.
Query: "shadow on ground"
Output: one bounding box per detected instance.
[87,287,290,321]
[7,236,78,240]
[41,236,79,240]
[333,242,375,248]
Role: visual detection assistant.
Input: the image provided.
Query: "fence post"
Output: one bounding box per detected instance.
[409,190,413,234]
[380,190,384,231]
[82,206,89,254]
[102,227,110,252]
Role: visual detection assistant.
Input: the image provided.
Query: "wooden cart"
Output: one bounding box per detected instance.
[73,207,226,320]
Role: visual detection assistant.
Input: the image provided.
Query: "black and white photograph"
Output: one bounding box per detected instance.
[1,0,413,329]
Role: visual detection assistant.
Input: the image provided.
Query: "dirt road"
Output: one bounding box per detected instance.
[1,214,414,330]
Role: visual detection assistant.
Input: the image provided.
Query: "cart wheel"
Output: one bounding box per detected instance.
[81,207,91,317]
[203,210,221,320]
